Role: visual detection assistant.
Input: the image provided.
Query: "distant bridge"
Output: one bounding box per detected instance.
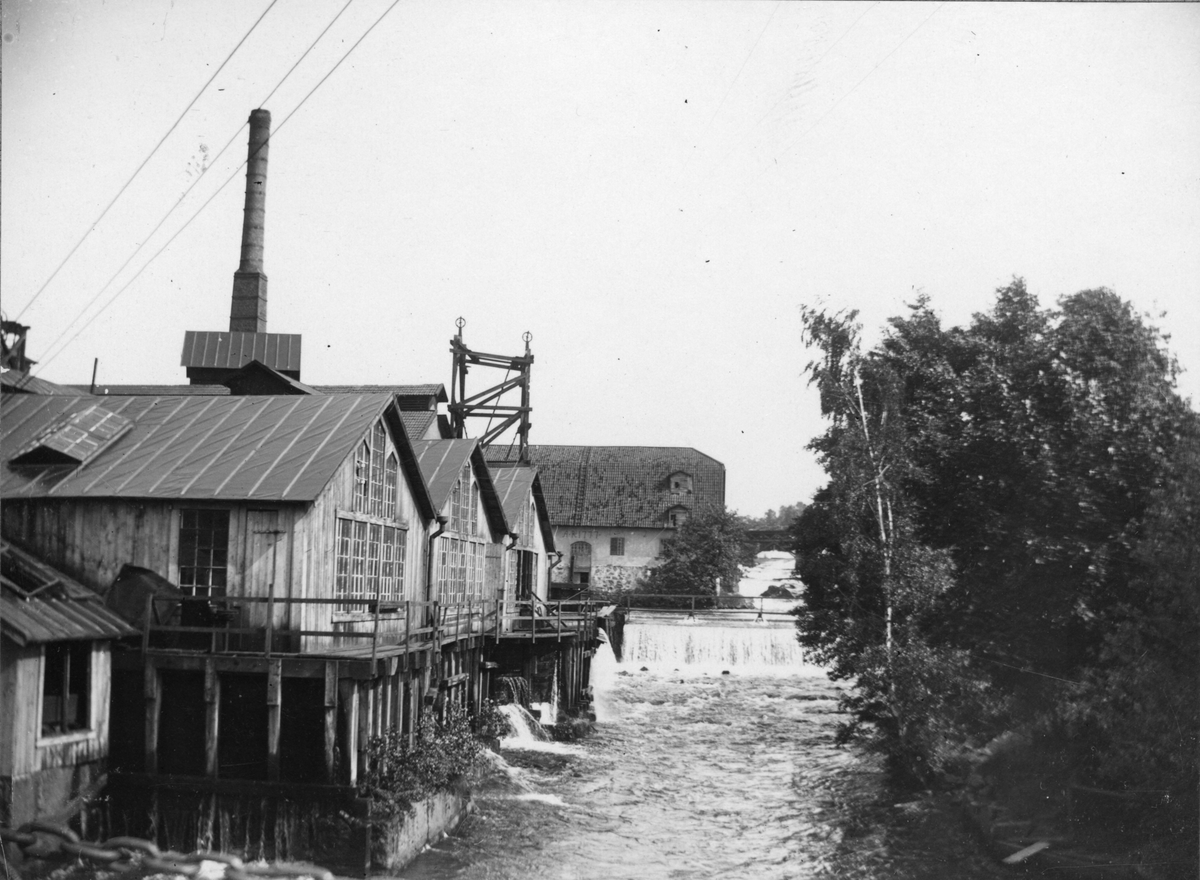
[744,529,793,554]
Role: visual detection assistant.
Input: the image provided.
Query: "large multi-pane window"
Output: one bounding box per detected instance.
[438,466,485,604]
[353,422,398,518]
[337,419,406,611]
[178,509,230,597]
[336,518,406,609]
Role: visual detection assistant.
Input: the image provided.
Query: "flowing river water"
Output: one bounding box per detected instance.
[399,556,1006,879]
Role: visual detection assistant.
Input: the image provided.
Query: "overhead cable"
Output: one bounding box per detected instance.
[35,0,404,374]
[14,0,281,322]
[35,0,358,368]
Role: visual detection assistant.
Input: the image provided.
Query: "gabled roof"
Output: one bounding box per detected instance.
[181,331,302,372]
[485,445,725,529]
[411,439,508,537]
[0,392,424,505]
[2,370,88,396]
[488,464,555,553]
[222,360,318,395]
[1,540,139,645]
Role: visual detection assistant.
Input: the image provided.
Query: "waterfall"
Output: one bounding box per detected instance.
[499,703,551,745]
[589,632,619,722]
[621,614,806,670]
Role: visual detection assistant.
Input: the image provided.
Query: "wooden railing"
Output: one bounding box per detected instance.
[499,596,600,641]
[141,595,500,661]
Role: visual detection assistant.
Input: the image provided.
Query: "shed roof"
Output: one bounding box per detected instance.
[181,331,302,371]
[411,439,508,537]
[485,445,725,529]
[1,541,139,645]
[78,384,232,396]
[1,392,399,502]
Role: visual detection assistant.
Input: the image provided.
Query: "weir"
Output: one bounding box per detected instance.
[620,608,805,669]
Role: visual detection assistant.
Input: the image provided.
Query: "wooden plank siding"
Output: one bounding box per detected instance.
[1,642,113,778]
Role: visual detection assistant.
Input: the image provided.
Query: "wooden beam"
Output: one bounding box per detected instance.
[340,679,358,787]
[266,658,282,782]
[324,662,338,784]
[357,682,371,783]
[204,658,220,778]
[144,660,160,774]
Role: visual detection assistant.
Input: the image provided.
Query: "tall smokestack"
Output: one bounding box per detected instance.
[230,108,270,333]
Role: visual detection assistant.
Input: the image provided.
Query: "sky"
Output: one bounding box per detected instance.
[3,1,1199,518]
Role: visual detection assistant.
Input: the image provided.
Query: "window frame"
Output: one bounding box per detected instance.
[177,508,231,597]
[39,641,93,741]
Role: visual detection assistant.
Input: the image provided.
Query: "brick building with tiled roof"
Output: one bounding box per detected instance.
[487,445,725,593]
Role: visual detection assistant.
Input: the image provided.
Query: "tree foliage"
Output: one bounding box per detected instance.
[640,508,749,596]
[794,279,1196,802]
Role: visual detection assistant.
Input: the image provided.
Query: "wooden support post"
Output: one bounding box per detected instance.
[358,681,371,782]
[204,658,220,778]
[340,680,359,787]
[267,658,282,781]
[324,662,338,784]
[144,660,160,774]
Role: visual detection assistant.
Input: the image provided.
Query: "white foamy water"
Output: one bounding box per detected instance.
[621,617,810,671]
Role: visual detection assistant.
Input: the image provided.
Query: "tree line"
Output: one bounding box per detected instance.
[792,279,1198,864]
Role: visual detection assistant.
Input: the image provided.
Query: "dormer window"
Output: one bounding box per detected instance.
[668,471,694,495]
[666,505,689,528]
[10,405,132,467]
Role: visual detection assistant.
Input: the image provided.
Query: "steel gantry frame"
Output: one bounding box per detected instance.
[448,318,533,463]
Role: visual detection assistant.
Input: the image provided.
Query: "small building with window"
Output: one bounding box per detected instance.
[0,540,138,827]
[486,445,725,594]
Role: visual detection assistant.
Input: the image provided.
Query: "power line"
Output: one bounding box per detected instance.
[683,1,781,171]
[35,0,405,374]
[762,3,944,177]
[34,0,358,369]
[14,0,280,322]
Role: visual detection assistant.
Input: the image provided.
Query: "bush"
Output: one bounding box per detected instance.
[359,703,484,820]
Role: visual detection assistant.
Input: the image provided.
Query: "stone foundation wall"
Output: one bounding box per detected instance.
[376,788,472,873]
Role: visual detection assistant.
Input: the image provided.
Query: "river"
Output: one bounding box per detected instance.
[400,555,1005,879]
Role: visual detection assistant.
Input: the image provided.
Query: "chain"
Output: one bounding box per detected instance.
[0,823,332,880]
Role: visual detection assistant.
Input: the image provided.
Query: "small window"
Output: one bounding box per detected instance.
[354,441,370,512]
[178,509,230,597]
[610,537,625,556]
[42,642,91,736]
[667,508,689,528]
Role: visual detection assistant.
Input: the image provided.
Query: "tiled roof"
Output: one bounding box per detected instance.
[486,445,725,529]
[1,540,139,645]
[400,410,437,440]
[1,393,397,502]
[315,384,447,405]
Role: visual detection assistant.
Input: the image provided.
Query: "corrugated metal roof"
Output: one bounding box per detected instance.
[1,541,139,645]
[485,445,726,529]
[411,439,476,512]
[180,331,302,371]
[2,371,88,396]
[489,464,555,553]
[1,393,395,501]
[411,439,509,537]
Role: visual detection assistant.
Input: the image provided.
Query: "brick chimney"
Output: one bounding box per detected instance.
[230,109,270,333]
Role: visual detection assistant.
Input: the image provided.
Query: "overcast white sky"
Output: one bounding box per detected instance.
[3,1,1198,517]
